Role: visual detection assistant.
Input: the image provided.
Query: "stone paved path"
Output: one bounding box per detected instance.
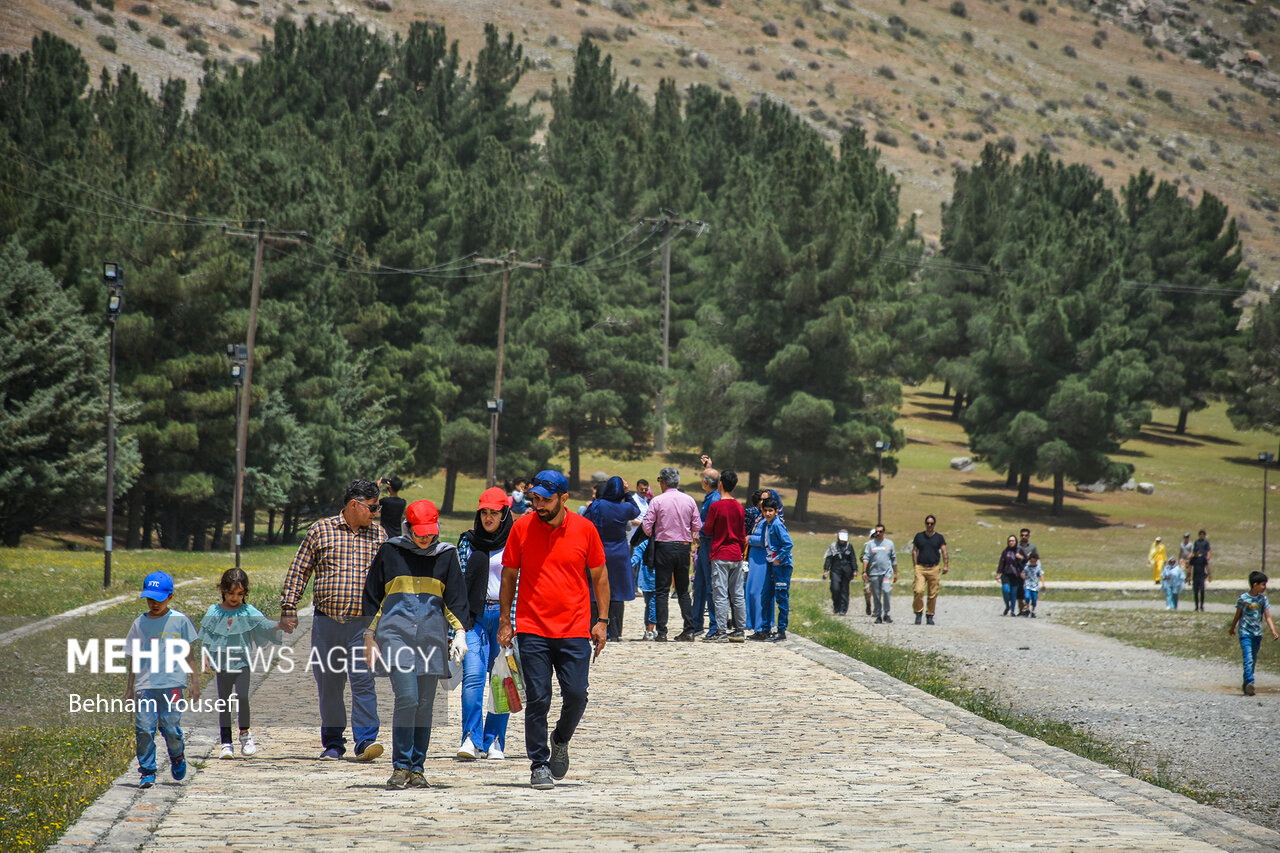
[54,604,1280,852]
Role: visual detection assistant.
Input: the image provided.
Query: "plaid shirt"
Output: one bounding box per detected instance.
[281,514,386,623]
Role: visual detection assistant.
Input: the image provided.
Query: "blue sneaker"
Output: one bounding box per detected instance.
[139,773,155,788]
[319,747,342,760]
[171,755,186,781]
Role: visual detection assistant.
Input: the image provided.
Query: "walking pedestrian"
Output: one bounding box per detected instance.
[911,515,949,625]
[1228,571,1278,696]
[496,470,609,790]
[361,499,469,789]
[997,535,1022,616]
[1015,528,1038,616]
[641,467,701,642]
[1178,532,1194,569]
[456,486,516,761]
[1190,530,1212,611]
[1160,556,1186,610]
[585,476,641,640]
[823,530,858,615]
[1149,536,1166,585]
[862,525,897,624]
[280,478,386,762]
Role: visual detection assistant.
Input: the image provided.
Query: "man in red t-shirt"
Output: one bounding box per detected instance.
[498,469,608,790]
[703,470,748,642]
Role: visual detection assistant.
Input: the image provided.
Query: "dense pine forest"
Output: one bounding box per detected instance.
[1,20,1274,548]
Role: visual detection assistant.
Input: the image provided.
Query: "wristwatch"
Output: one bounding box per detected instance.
[595,617,609,625]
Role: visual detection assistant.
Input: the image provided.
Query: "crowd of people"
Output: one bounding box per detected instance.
[118,472,1274,797]
[1150,530,1213,611]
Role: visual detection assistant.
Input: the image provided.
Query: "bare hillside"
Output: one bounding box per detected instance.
[4,0,1280,290]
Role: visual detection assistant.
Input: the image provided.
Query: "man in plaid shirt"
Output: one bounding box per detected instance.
[281,478,387,761]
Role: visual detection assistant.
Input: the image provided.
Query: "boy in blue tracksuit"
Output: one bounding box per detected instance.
[761,497,793,642]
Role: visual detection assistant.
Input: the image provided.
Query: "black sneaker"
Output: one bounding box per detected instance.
[926,615,936,625]
[865,602,872,615]
[768,630,787,642]
[728,630,746,643]
[883,615,893,623]
[915,612,923,625]
[703,632,730,643]
[874,616,883,624]
[1245,682,1256,696]
[1030,611,1037,619]
[530,766,555,790]
[674,631,695,642]
[747,631,770,642]
[549,736,570,781]
[654,633,668,642]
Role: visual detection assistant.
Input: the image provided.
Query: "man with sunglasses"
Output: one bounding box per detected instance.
[281,478,387,762]
[497,470,609,790]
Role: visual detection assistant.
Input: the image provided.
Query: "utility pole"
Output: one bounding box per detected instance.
[641,215,703,454]
[103,262,125,588]
[473,252,547,488]
[223,223,303,563]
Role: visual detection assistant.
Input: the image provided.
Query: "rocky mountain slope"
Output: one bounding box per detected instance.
[4,0,1279,291]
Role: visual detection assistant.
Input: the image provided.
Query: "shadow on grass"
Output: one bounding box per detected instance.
[1141,424,1241,448]
[1223,454,1277,470]
[924,480,1112,530]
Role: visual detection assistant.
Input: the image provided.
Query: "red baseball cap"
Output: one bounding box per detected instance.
[477,487,511,511]
[405,500,440,536]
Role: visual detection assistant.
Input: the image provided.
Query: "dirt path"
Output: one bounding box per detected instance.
[835,594,1280,830]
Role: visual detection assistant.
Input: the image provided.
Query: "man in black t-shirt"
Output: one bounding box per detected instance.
[378,477,407,538]
[911,515,949,625]
[1189,529,1212,611]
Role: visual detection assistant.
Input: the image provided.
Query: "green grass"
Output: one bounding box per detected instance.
[789,583,1221,804]
[0,558,301,853]
[2,382,1272,848]
[1054,602,1276,675]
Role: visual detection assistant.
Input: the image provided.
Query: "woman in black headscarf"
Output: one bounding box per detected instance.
[585,476,640,640]
[455,487,515,761]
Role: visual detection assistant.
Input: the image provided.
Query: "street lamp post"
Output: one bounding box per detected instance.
[103,262,124,589]
[228,344,248,569]
[873,440,889,527]
[486,396,504,488]
[1262,451,1276,575]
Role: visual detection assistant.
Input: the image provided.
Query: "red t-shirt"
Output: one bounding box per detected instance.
[503,510,606,639]
[705,497,746,561]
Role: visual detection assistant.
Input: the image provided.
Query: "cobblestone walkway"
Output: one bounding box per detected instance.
[53,605,1279,852]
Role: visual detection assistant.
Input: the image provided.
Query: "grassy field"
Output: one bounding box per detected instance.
[0,383,1274,850]
[0,556,301,853]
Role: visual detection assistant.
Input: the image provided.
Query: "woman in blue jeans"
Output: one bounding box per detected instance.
[456,487,516,760]
[361,499,470,789]
[996,535,1022,616]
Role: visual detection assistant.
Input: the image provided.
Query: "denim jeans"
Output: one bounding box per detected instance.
[1025,589,1039,610]
[772,563,792,631]
[461,603,509,753]
[643,591,656,626]
[518,633,591,772]
[134,687,185,774]
[387,668,438,771]
[1001,581,1018,612]
[691,539,719,634]
[1164,588,1180,609]
[1240,634,1262,686]
[870,575,892,617]
[312,611,379,755]
[710,558,746,632]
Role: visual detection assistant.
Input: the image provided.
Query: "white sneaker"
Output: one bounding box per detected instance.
[239,731,257,756]
[219,743,235,760]
[486,744,505,760]
[457,736,480,760]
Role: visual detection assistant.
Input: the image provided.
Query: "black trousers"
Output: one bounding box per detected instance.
[652,541,693,637]
[216,669,251,744]
[1192,570,1207,610]
[590,600,627,641]
[829,565,853,614]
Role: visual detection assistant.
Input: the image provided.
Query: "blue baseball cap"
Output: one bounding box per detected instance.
[527,470,569,498]
[140,571,175,601]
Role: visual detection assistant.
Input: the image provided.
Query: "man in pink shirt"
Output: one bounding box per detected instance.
[703,470,747,642]
[641,467,701,641]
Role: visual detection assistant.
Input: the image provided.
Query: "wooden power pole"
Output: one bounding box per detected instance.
[641,216,701,454]
[473,252,547,488]
[223,222,303,566]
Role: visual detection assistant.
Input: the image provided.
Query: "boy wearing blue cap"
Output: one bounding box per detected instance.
[124,571,200,788]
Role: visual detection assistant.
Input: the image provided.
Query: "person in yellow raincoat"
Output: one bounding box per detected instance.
[1149,536,1167,584]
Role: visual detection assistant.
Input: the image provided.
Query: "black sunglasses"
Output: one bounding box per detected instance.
[355,500,380,513]
[530,477,564,494]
